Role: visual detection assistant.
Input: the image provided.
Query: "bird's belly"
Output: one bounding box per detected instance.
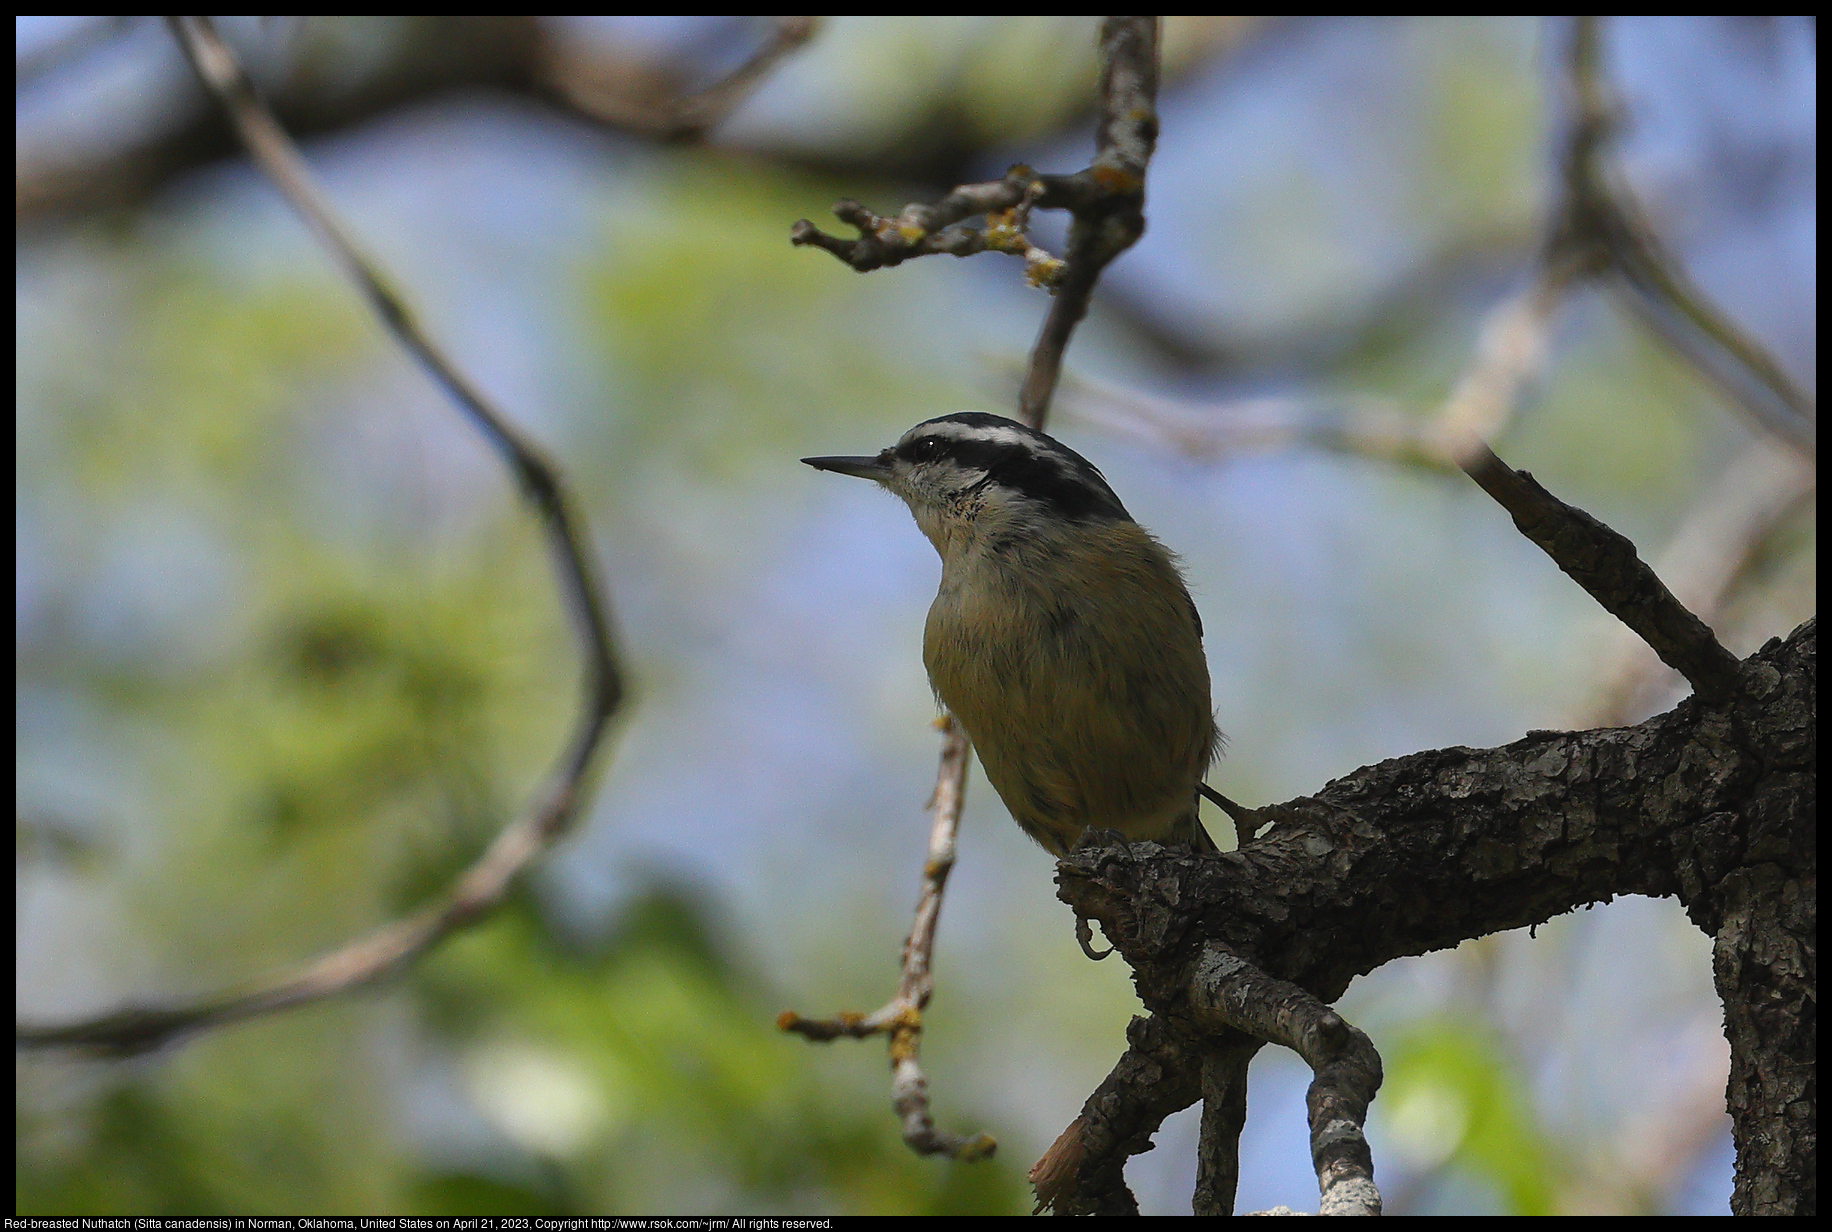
[924,581,1213,853]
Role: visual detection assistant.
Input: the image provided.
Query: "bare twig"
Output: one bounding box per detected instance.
[789,170,1068,287]
[1464,443,1745,703]
[1017,15,1159,427]
[779,716,995,1160]
[16,15,623,1056]
[542,16,819,142]
[1193,1043,1257,1215]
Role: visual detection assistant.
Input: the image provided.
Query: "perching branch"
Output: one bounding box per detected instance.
[1054,619,1812,1214]
[779,716,995,1161]
[16,15,624,1056]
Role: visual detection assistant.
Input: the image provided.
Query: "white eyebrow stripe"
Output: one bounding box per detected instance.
[905,420,1066,456]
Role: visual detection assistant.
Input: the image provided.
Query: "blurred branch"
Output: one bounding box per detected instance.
[17,16,546,225]
[1077,17,1787,712]
[1558,16,1816,457]
[1056,371,1457,473]
[16,17,817,225]
[779,716,996,1161]
[540,16,819,141]
[15,15,624,1056]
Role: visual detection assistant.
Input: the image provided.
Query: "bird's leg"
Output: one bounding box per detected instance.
[1198,784,1282,844]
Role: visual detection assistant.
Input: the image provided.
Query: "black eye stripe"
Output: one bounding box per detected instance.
[899,436,946,462]
[897,423,1131,522]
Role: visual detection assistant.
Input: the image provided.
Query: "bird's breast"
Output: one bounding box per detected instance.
[921,524,1217,849]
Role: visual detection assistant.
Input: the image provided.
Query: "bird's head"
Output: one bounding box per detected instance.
[802,412,1132,556]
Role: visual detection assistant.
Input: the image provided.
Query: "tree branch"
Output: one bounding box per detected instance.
[1056,618,1813,1213]
[1461,444,1745,704]
[1192,1043,1256,1216]
[1578,437,1815,726]
[15,15,140,92]
[16,15,624,1056]
[1029,1013,1209,1215]
[790,16,1160,431]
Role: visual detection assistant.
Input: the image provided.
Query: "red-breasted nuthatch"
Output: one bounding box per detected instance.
[805,412,1221,856]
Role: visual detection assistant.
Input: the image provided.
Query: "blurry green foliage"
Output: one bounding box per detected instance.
[1378,1022,1560,1215]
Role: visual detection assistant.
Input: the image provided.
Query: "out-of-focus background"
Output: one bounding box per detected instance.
[16,16,1814,1216]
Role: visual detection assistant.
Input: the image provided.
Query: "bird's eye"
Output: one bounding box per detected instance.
[907,437,944,462]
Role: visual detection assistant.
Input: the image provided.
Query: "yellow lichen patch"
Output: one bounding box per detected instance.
[1024,253,1067,289]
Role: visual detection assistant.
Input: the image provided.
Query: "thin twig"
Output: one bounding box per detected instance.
[542,16,820,142]
[779,717,995,1160]
[16,16,623,1056]
[792,15,1161,431]
[1017,16,1160,427]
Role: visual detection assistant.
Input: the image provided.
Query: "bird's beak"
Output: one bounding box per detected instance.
[802,453,892,481]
